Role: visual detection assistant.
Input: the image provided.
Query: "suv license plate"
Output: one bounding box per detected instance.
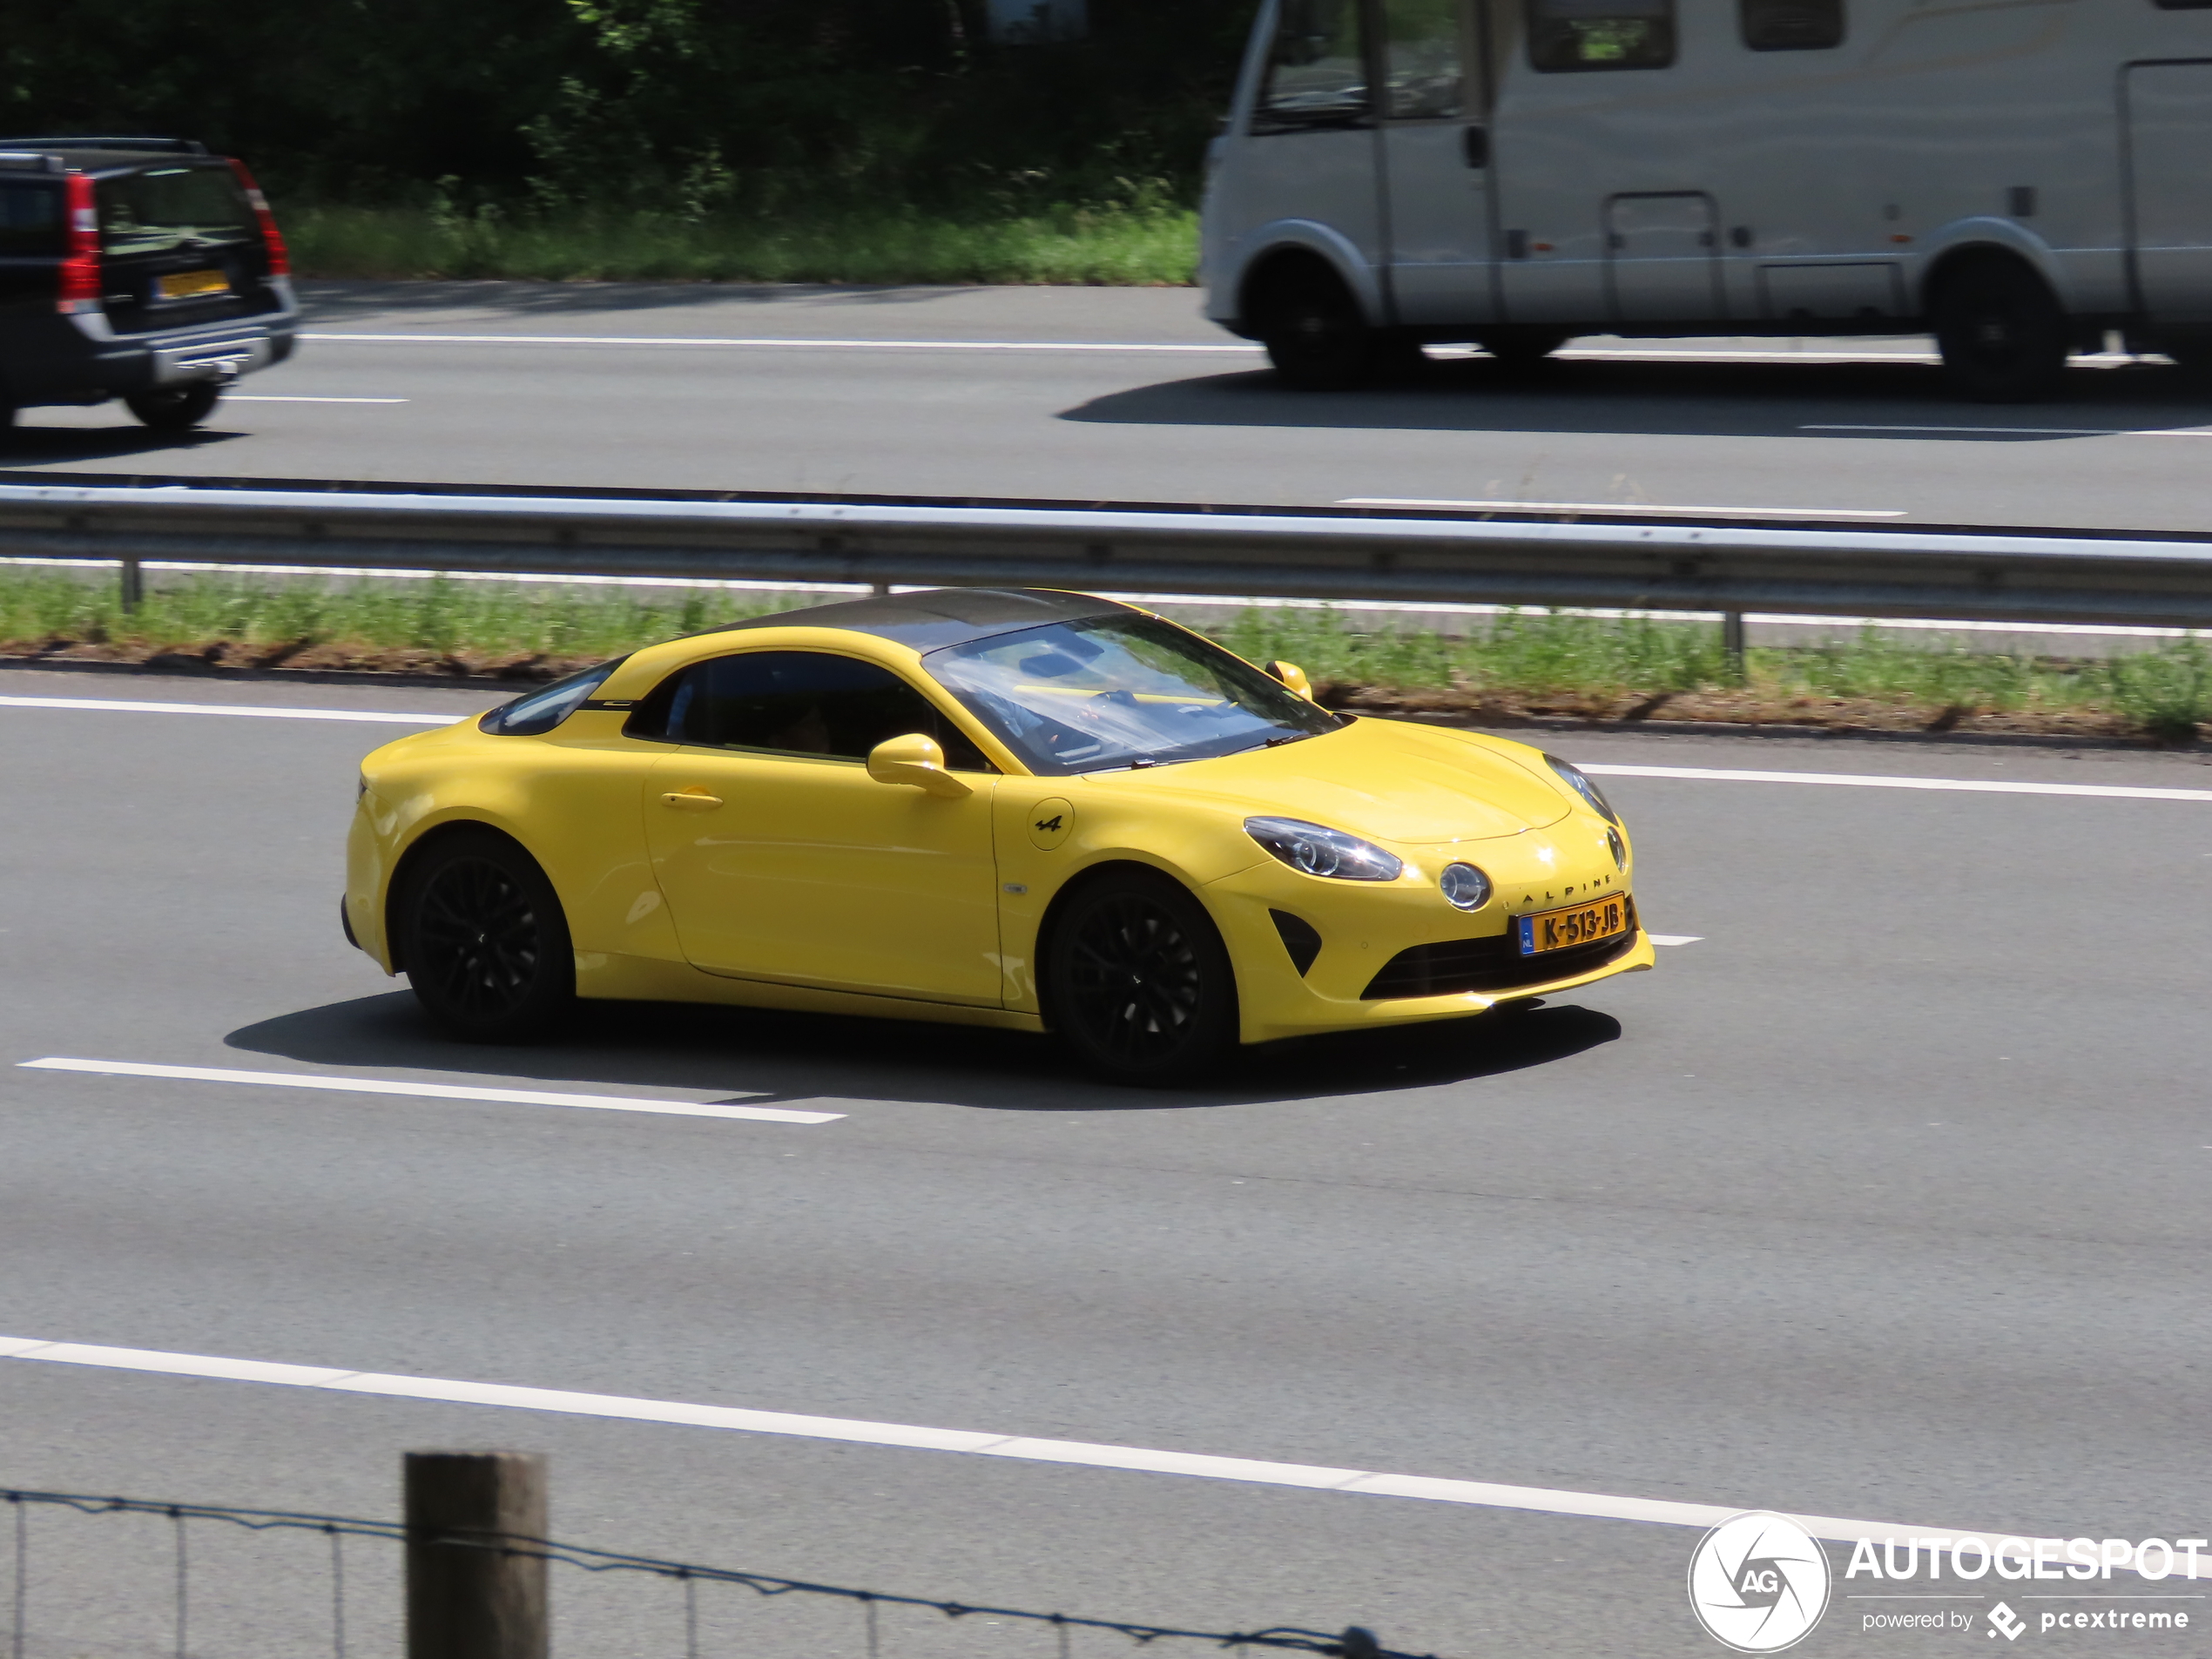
[1515,895,1630,956]
[158,269,229,300]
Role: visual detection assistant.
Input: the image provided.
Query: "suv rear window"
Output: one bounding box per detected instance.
[0,179,62,257]
[97,165,257,257]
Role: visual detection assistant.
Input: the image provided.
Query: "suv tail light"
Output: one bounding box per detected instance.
[57,172,99,314]
[228,159,290,276]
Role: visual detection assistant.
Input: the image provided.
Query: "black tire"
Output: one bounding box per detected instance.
[1254,261,1379,390]
[1929,256,2070,402]
[125,381,222,431]
[1042,869,1240,1086]
[1474,329,1569,370]
[395,827,575,1042]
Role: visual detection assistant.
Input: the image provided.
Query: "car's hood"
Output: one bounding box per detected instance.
[1103,717,1572,844]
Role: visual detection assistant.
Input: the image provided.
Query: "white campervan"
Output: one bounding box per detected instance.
[1199,0,2212,399]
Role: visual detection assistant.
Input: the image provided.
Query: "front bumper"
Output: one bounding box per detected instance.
[1206,839,1651,1044]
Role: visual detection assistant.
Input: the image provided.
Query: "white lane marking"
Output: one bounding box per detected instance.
[1584,763,2212,804]
[226,395,409,404]
[300,332,1260,354]
[0,1333,2197,1575]
[0,695,455,726]
[1339,497,1906,520]
[1648,935,1703,947]
[1805,423,2212,438]
[19,1058,842,1126]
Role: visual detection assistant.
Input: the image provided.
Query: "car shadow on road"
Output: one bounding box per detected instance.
[1059,356,2212,444]
[224,989,1621,1113]
[0,423,246,469]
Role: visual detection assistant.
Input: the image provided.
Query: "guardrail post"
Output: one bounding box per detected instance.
[1721,610,1747,684]
[118,557,143,613]
[405,1450,549,1659]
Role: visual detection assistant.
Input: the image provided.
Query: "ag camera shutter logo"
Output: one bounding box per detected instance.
[1688,1512,1833,1652]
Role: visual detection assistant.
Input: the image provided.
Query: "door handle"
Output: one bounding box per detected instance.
[1462,126,1489,169]
[661,790,723,810]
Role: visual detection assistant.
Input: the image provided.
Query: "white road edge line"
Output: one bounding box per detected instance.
[1804,423,2212,439]
[18,1058,842,1126]
[0,1334,2194,1575]
[1648,935,1703,947]
[1581,763,2212,804]
[0,695,455,726]
[1339,497,1908,520]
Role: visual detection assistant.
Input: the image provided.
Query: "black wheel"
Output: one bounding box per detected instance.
[1474,329,1569,369]
[125,381,222,431]
[395,828,575,1042]
[1043,870,1239,1086]
[1255,261,1379,390]
[1930,256,2070,402]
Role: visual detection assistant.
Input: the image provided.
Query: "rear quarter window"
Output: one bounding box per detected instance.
[97,165,257,257]
[0,179,62,257]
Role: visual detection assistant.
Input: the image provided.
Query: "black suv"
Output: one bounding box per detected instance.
[0,137,298,435]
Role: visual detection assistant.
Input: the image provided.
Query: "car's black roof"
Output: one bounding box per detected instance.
[706,586,1136,651]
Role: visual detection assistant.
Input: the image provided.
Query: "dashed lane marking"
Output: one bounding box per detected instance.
[0,1332,2197,1575]
[18,1058,843,1126]
[1648,935,1703,947]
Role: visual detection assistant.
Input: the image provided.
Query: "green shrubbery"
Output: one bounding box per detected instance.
[1,0,1241,284]
[9,570,2212,737]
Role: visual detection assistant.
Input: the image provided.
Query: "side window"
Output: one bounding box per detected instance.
[1381,0,1465,120]
[0,179,63,258]
[1527,0,1676,71]
[1742,0,1844,47]
[1251,0,1371,132]
[639,651,992,771]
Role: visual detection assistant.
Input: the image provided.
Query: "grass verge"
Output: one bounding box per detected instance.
[4,570,2209,743]
[286,201,1200,286]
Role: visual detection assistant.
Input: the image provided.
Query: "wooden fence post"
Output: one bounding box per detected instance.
[405,1450,550,1659]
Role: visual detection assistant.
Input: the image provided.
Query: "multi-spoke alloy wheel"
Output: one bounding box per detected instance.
[399,830,573,1041]
[1046,873,1237,1086]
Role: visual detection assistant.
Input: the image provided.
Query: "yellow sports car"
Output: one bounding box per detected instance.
[344,588,1650,1083]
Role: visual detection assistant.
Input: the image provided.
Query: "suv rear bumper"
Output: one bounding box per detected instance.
[8,281,298,408]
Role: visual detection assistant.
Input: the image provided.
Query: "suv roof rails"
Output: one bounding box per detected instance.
[0,136,209,156]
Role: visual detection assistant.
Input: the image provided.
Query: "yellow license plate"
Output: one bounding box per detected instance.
[1515,894,1632,955]
[158,269,229,300]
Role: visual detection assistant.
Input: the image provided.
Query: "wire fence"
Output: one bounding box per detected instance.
[3,1487,1437,1659]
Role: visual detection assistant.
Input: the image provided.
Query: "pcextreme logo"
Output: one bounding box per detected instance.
[1689,1512,1835,1653]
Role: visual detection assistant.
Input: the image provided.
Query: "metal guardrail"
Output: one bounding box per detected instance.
[3,480,2212,633]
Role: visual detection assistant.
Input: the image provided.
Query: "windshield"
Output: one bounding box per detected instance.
[97,165,257,257]
[926,615,1343,775]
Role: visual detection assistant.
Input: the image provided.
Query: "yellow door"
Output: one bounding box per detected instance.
[637,649,1003,1005]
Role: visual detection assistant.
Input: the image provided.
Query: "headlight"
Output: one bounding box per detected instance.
[1546,754,1618,825]
[1606,826,1627,871]
[1440,862,1492,910]
[1244,817,1403,881]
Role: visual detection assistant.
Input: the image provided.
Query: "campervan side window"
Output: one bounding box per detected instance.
[2154,0,2212,10]
[1742,0,1844,47]
[1527,0,1676,71]
[1382,0,1465,120]
[1253,0,1371,132]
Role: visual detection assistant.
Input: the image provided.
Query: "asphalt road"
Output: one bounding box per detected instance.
[1,667,2206,1656]
[5,282,2212,532]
